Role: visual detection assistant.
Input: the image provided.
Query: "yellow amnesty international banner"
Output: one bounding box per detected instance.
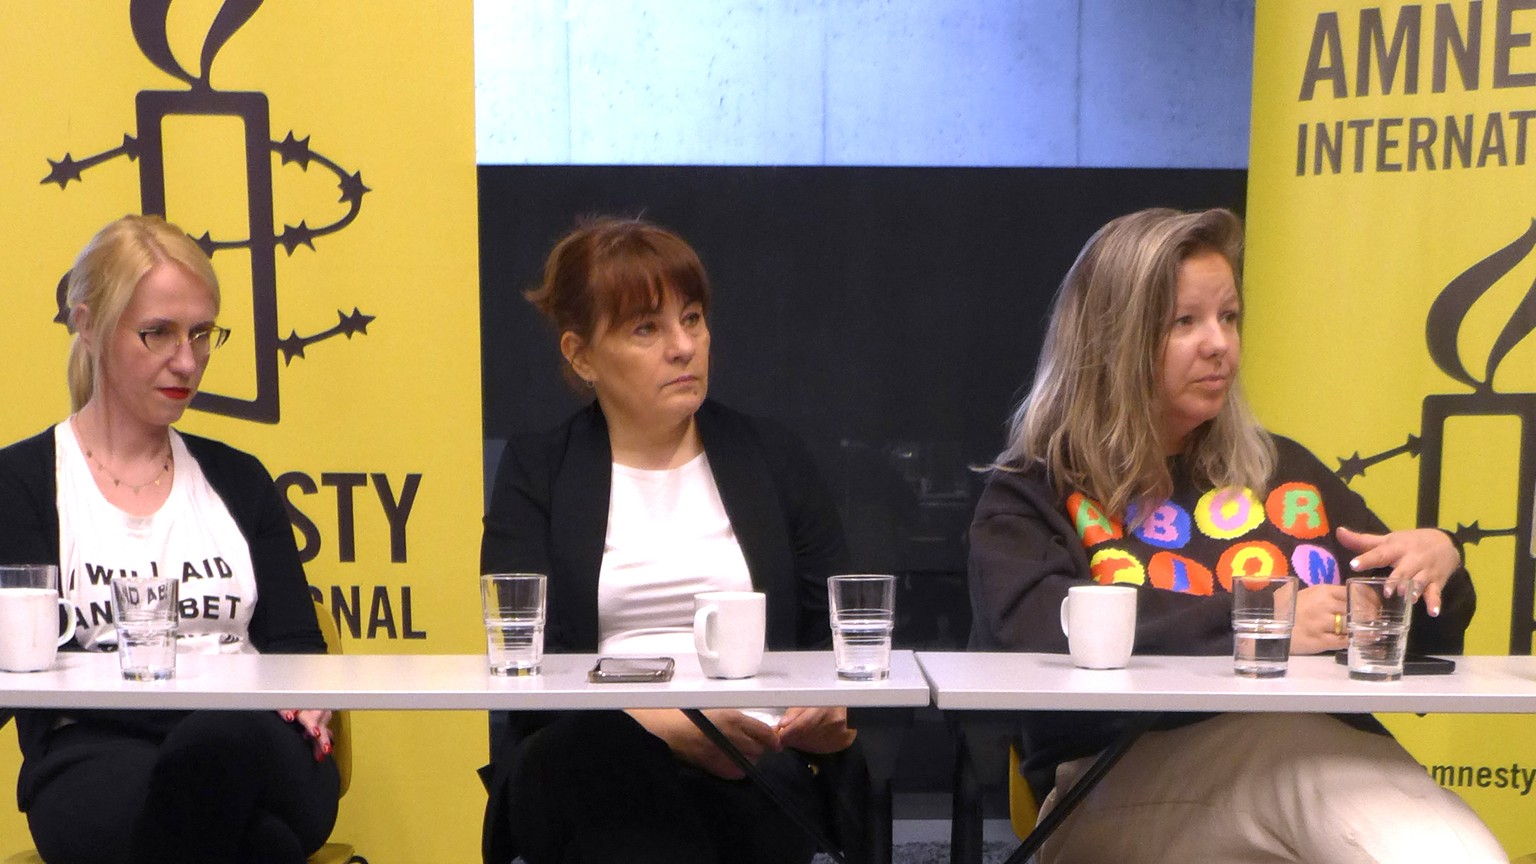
[0,2,483,860]
[1248,1,1536,853]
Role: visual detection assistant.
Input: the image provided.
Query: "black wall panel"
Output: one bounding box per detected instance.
[479,165,1246,646]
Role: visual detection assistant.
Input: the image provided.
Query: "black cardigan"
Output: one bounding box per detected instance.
[0,426,325,807]
[481,398,850,652]
[478,399,851,864]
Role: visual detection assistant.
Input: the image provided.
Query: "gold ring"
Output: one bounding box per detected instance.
[1333,612,1345,636]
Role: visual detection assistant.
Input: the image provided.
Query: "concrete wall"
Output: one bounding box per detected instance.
[475,0,1255,168]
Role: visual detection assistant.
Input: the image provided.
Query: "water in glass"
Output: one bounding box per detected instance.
[118,621,177,681]
[832,618,892,681]
[486,620,544,675]
[1233,618,1292,678]
[1348,621,1409,681]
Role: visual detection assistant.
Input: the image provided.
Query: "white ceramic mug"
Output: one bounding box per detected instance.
[1059,584,1137,669]
[693,591,766,679]
[0,565,77,673]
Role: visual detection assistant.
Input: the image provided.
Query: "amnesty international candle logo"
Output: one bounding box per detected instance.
[1332,224,1536,652]
[1,1,483,858]
[1250,3,1536,849]
[0,0,485,644]
[40,0,373,423]
[1419,225,1536,654]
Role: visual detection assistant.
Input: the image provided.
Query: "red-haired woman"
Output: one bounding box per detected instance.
[480,217,856,864]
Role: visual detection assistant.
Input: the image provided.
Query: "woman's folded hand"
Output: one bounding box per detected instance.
[776,705,856,754]
[1291,584,1347,655]
[627,708,781,779]
[279,709,334,762]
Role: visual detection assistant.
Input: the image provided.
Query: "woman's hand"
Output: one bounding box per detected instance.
[776,706,856,754]
[279,709,334,762]
[627,708,782,780]
[1336,526,1460,617]
[1291,584,1347,654]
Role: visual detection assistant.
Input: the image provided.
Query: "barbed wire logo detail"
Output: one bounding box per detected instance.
[41,0,373,423]
[1334,222,1536,653]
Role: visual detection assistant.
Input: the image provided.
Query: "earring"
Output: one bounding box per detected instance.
[584,379,595,389]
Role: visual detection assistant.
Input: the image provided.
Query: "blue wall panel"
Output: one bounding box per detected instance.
[475,0,1254,168]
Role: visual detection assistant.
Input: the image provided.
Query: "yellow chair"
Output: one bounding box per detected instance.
[6,603,363,864]
[309,599,365,864]
[1008,743,1041,841]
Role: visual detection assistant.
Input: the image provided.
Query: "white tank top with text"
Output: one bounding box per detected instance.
[54,422,259,654]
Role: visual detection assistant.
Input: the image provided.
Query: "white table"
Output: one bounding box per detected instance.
[915,651,1536,864]
[0,650,931,711]
[2,650,928,864]
[914,651,1536,713]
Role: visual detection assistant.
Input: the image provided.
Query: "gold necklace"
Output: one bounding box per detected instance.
[86,443,172,494]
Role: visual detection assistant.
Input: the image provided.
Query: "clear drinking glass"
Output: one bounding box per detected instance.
[1231,574,1297,678]
[480,573,547,676]
[111,576,179,681]
[1346,576,1412,681]
[827,574,895,681]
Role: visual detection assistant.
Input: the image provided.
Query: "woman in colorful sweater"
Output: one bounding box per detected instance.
[968,207,1504,862]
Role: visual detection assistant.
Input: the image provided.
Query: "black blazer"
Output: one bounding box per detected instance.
[481,398,850,652]
[478,399,851,864]
[0,425,324,807]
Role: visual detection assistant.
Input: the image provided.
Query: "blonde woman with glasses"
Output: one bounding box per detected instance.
[969,208,1504,862]
[0,215,339,864]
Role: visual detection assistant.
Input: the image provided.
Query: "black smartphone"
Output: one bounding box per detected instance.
[1333,651,1456,675]
[588,656,676,683]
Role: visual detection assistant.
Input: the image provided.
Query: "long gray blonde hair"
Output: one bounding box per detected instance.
[995,207,1274,522]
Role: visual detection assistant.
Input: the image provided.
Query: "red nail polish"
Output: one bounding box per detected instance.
[324,741,333,754]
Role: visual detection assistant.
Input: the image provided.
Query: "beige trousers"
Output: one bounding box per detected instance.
[1038,713,1507,864]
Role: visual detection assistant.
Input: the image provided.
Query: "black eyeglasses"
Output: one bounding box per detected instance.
[136,325,231,358]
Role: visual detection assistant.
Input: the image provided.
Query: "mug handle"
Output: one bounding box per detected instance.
[1059,595,1070,638]
[56,598,77,647]
[693,605,720,661]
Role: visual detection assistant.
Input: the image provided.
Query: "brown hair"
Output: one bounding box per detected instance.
[995,207,1274,523]
[66,215,220,412]
[526,216,711,389]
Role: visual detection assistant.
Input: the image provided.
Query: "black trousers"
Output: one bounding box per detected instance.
[23,710,340,864]
[496,711,832,864]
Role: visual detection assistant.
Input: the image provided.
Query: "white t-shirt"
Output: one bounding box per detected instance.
[598,453,781,725]
[55,422,258,654]
[597,452,752,657]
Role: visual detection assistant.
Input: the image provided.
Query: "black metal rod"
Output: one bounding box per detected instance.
[681,708,847,864]
[1004,712,1160,864]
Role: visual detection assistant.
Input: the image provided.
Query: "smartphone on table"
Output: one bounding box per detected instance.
[588,656,676,683]
[1333,651,1456,675]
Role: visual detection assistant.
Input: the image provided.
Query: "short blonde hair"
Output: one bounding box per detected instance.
[996,207,1274,521]
[66,215,220,411]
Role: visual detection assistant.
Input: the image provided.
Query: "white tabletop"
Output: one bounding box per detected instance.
[0,650,930,712]
[915,652,1536,714]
